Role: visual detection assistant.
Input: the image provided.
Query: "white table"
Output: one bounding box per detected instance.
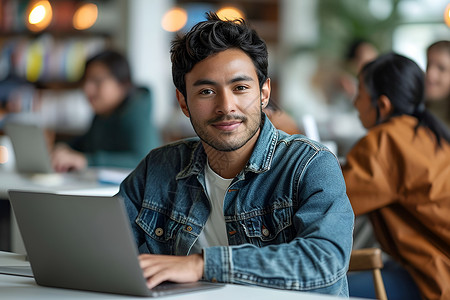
[0,251,352,300]
[0,169,123,199]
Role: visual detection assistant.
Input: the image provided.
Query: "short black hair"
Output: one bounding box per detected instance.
[84,49,132,86]
[170,12,268,98]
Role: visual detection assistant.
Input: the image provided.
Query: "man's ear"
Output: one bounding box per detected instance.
[260,78,271,109]
[377,94,393,121]
[176,89,190,118]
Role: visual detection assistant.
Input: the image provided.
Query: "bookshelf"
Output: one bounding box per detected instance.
[0,0,116,135]
[0,0,113,87]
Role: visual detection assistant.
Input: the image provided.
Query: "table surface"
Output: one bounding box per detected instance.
[0,168,124,199]
[0,252,355,300]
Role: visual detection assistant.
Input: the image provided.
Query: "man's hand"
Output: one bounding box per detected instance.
[138,253,204,289]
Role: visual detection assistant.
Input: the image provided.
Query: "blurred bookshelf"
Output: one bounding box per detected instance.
[0,0,118,136]
[0,0,113,87]
[0,34,109,87]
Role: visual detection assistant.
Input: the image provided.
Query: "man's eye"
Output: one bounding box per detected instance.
[235,85,248,91]
[200,89,214,95]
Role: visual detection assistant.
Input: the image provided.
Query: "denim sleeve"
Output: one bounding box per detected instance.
[203,150,354,296]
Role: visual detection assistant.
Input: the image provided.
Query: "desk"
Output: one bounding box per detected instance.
[0,169,124,253]
[0,169,122,199]
[0,252,351,300]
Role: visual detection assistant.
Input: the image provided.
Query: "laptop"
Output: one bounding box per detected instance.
[7,190,223,297]
[4,122,53,174]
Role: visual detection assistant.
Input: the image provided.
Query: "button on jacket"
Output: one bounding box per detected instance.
[119,115,354,296]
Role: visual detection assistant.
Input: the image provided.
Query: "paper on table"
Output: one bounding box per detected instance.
[96,168,132,185]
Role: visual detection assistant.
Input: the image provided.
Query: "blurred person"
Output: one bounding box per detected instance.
[51,50,160,172]
[343,53,450,300]
[312,39,378,157]
[346,39,379,76]
[119,13,354,296]
[425,40,450,128]
[263,101,302,135]
[338,39,380,250]
[339,39,379,102]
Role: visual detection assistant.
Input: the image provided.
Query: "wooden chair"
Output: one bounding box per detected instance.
[348,248,388,300]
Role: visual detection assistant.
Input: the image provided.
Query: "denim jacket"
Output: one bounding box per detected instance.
[119,115,354,297]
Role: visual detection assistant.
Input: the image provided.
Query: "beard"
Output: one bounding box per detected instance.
[188,108,262,152]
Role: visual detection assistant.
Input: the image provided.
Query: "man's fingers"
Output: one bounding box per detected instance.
[139,254,169,288]
[140,263,176,289]
[139,255,162,278]
[137,254,204,289]
[145,268,172,289]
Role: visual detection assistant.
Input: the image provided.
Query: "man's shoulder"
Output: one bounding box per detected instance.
[264,131,338,169]
[146,137,201,163]
[151,137,200,153]
[142,137,203,178]
[277,131,329,152]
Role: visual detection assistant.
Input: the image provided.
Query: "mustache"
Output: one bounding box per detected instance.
[207,114,248,125]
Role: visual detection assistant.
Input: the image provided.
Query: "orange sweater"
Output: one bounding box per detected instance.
[343,115,450,300]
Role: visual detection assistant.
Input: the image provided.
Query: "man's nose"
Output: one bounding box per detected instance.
[215,90,236,114]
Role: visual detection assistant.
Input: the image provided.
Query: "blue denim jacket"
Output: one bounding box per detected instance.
[119,115,354,297]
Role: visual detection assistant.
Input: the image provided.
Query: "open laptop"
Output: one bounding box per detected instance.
[4,122,53,174]
[7,190,223,297]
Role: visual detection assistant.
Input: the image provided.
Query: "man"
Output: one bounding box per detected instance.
[119,13,353,296]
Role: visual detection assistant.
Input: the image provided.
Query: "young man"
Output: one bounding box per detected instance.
[119,13,353,296]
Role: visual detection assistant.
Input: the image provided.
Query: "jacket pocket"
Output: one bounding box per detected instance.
[239,206,293,246]
[136,207,182,253]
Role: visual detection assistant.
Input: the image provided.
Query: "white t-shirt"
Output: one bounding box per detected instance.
[189,161,232,254]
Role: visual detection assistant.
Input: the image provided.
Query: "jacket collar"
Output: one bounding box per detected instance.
[245,114,278,174]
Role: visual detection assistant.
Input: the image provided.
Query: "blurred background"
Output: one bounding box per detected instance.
[1,0,449,163]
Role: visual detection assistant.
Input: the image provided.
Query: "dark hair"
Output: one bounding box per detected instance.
[84,49,133,87]
[170,12,268,98]
[360,52,450,146]
[427,40,450,55]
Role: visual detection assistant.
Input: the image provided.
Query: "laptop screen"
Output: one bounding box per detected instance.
[4,122,53,174]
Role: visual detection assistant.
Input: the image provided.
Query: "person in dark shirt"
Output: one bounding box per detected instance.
[51,50,160,172]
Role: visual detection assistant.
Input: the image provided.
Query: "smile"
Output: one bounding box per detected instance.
[212,121,242,131]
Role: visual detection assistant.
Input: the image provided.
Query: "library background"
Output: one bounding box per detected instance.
[0,0,449,251]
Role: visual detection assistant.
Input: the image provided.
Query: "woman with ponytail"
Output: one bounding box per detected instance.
[343,52,450,300]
